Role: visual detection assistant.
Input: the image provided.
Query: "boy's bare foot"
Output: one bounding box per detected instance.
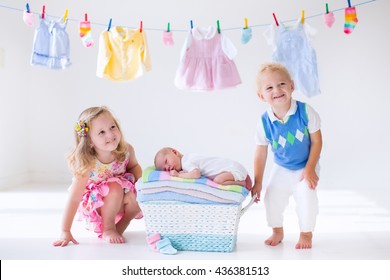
[102,229,125,244]
[295,232,312,249]
[264,227,284,246]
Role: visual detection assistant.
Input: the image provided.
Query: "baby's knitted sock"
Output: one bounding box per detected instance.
[344,6,358,34]
[162,31,174,46]
[23,10,34,27]
[79,21,94,48]
[241,27,252,44]
[323,12,335,28]
[156,238,177,255]
[146,233,161,252]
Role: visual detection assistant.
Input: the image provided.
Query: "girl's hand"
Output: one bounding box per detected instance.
[52,231,79,247]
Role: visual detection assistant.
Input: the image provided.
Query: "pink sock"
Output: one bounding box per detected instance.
[323,12,335,28]
[146,233,161,252]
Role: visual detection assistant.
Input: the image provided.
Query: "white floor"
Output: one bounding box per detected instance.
[1,183,390,261]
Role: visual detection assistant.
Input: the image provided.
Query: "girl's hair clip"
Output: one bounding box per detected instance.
[75,120,88,137]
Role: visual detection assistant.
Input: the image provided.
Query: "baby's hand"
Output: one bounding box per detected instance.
[170,170,179,177]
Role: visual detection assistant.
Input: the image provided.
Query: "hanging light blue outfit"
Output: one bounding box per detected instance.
[264,20,321,97]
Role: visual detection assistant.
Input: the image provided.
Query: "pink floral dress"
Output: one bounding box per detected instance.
[77,153,140,236]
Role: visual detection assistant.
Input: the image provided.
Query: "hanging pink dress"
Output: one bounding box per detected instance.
[174,26,241,91]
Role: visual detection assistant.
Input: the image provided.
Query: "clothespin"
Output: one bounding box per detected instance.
[85,13,88,22]
[217,20,220,34]
[190,20,193,29]
[107,18,112,31]
[272,13,279,26]
[26,3,30,13]
[140,20,143,32]
[325,3,329,14]
[301,10,305,24]
[42,5,45,19]
[63,9,68,22]
[167,22,170,32]
[244,17,248,29]
[348,0,352,7]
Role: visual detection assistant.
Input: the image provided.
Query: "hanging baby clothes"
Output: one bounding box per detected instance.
[264,19,321,97]
[174,26,241,91]
[96,26,151,81]
[31,15,71,69]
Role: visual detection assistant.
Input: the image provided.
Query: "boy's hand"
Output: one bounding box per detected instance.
[251,183,262,203]
[300,168,319,189]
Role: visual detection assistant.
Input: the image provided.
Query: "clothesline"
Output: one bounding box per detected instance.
[0,0,378,32]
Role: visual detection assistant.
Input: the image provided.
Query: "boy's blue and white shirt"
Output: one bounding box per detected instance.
[255,99,321,170]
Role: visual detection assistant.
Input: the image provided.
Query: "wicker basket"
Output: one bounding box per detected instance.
[139,197,255,252]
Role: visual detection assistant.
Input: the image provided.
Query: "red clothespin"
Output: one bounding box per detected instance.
[140,20,143,32]
[42,5,45,19]
[85,13,88,22]
[272,13,279,26]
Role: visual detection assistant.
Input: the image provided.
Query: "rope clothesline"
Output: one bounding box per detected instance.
[0,0,378,32]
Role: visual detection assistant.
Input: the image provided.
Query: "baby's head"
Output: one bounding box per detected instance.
[256,63,294,102]
[154,147,182,172]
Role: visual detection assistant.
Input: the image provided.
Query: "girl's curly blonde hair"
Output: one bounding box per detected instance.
[67,106,128,177]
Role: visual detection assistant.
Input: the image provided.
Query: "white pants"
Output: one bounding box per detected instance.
[264,164,319,232]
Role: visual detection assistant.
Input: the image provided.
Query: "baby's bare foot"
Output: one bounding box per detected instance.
[102,229,125,244]
[295,232,312,249]
[264,227,284,246]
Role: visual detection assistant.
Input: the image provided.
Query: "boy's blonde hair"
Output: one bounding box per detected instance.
[67,106,128,177]
[256,63,292,91]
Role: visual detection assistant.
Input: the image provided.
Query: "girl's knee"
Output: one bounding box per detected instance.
[107,182,125,197]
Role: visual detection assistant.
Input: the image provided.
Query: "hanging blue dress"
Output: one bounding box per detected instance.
[264,20,321,97]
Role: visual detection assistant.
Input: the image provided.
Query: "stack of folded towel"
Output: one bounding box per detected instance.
[136,166,249,205]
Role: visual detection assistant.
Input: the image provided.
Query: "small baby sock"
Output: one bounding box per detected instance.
[146,233,161,252]
[323,12,335,28]
[156,238,177,255]
[23,10,34,27]
[241,27,252,44]
[162,31,174,46]
[344,6,358,34]
[79,21,94,48]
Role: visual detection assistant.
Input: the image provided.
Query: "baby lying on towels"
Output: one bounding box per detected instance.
[154,147,252,191]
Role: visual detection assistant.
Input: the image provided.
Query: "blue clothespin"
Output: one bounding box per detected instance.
[107,18,112,31]
[347,0,351,7]
[26,3,30,13]
[190,20,193,29]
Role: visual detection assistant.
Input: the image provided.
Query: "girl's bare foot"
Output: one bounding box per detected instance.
[295,232,312,249]
[264,227,284,246]
[102,229,125,244]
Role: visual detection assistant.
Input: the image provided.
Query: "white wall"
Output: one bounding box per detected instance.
[0,0,388,190]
